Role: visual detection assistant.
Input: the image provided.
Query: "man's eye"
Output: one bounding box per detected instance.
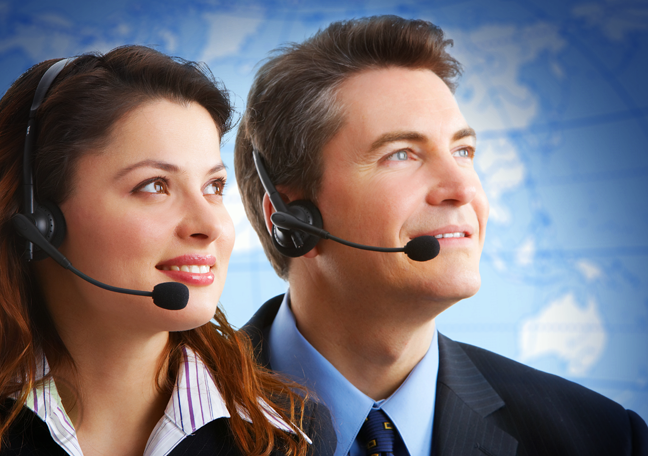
[140,180,168,194]
[204,179,225,195]
[387,150,409,161]
[453,148,472,158]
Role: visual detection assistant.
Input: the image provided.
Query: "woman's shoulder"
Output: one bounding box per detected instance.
[165,417,243,456]
[167,416,329,456]
[0,400,68,456]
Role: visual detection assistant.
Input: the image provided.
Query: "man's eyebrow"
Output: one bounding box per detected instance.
[113,160,226,181]
[368,127,477,153]
[453,127,477,142]
[368,131,427,152]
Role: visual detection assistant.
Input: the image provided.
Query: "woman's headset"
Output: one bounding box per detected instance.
[17,58,71,261]
[9,57,189,310]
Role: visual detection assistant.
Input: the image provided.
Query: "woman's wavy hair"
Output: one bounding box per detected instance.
[0,45,307,456]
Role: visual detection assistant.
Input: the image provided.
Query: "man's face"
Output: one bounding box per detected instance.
[312,67,489,310]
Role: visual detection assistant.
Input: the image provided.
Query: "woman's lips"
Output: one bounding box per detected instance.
[156,254,216,286]
[157,268,215,286]
[156,254,216,267]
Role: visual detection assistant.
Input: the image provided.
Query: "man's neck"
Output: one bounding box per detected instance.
[289,280,438,400]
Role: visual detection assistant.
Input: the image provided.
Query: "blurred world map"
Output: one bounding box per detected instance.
[1,0,647,421]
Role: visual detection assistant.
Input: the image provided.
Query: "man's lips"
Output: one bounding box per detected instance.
[415,225,475,240]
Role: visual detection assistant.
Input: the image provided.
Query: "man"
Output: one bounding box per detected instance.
[235,16,648,456]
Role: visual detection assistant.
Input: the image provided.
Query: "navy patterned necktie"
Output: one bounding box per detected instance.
[358,408,397,456]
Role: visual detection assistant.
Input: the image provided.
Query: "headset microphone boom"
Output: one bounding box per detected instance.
[252,149,440,262]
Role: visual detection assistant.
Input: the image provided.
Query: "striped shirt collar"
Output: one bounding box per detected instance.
[25,347,303,456]
[25,352,82,456]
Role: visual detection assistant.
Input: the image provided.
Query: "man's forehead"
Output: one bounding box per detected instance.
[339,67,464,120]
[327,68,473,162]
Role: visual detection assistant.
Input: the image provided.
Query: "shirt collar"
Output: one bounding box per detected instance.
[145,346,232,454]
[268,291,439,456]
[381,329,438,456]
[24,353,84,456]
[25,346,305,456]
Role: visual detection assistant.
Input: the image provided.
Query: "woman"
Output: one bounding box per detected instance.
[0,46,314,456]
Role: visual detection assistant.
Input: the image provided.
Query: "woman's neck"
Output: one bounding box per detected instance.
[52,330,172,456]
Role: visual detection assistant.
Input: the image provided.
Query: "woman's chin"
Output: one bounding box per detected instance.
[156,298,220,332]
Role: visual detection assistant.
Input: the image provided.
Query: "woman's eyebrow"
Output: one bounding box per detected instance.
[113,160,180,181]
[113,161,226,181]
[208,163,227,175]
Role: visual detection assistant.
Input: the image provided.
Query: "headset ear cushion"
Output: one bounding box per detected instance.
[271,200,323,258]
[31,200,66,260]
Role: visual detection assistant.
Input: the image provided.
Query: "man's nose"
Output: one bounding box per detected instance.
[425,156,479,207]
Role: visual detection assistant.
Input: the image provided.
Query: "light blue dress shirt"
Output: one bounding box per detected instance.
[268,291,439,456]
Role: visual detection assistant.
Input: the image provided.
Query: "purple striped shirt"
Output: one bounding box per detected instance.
[23,348,305,456]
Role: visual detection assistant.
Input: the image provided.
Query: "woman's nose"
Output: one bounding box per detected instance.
[175,194,228,243]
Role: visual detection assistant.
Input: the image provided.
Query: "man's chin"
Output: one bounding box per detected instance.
[415,274,482,307]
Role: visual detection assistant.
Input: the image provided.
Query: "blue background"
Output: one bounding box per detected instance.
[2,0,646,420]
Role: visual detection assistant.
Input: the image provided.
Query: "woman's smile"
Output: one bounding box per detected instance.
[156,254,217,285]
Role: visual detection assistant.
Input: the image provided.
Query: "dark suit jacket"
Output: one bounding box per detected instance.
[242,294,648,456]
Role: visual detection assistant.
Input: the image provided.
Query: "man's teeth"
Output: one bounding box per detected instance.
[161,265,211,273]
[435,232,465,239]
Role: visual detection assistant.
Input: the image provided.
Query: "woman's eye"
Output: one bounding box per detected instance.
[387,150,409,161]
[453,148,472,158]
[139,180,168,194]
[204,179,225,195]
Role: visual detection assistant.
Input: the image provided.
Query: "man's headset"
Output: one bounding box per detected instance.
[252,149,441,262]
[10,58,189,310]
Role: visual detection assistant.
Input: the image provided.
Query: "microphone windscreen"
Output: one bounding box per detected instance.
[403,236,441,262]
[152,282,189,310]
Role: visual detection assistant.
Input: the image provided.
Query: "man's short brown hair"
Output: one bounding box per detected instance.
[235,15,462,279]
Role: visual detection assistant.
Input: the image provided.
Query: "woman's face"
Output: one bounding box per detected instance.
[43,99,235,334]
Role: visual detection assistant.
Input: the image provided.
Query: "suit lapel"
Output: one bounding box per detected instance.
[241,294,284,369]
[433,334,518,456]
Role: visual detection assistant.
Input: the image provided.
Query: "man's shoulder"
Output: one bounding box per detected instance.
[238,294,336,456]
[453,336,623,409]
[240,294,284,369]
[439,335,648,455]
[241,294,283,336]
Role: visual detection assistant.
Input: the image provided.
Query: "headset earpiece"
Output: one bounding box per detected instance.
[15,58,71,261]
[31,200,67,260]
[252,149,326,258]
[271,200,323,258]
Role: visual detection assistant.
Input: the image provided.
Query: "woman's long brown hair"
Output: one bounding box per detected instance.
[0,46,308,456]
